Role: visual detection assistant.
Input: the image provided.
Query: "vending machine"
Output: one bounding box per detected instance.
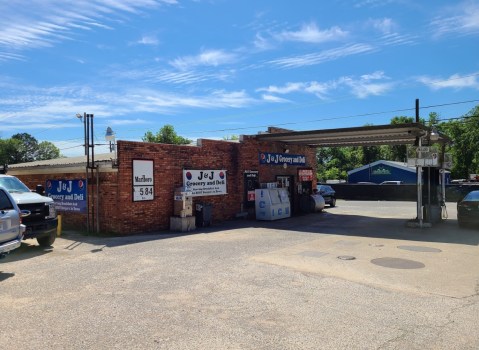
[255,188,291,221]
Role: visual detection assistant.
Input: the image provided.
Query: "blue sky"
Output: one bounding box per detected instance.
[1,0,479,157]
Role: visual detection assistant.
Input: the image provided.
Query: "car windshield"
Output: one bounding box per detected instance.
[463,191,479,202]
[0,177,31,193]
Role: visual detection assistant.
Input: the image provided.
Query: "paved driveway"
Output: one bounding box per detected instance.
[1,200,478,349]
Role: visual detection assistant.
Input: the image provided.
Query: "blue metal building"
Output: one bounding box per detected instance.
[347,160,417,184]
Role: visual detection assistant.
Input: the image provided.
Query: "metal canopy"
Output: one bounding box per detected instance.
[255,123,450,148]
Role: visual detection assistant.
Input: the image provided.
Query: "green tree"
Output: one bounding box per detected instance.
[37,141,61,160]
[11,133,38,163]
[0,134,61,165]
[223,135,239,140]
[142,125,191,145]
[388,116,415,162]
[0,138,21,165]
[439,106,479,179]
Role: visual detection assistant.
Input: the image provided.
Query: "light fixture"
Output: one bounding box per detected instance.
[105,126,116,152]
[429,127,439,141]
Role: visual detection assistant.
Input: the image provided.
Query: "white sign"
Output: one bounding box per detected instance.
[133,159,154,201]
[183,170,227,197]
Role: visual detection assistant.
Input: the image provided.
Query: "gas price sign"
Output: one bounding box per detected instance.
[132,159,154,201]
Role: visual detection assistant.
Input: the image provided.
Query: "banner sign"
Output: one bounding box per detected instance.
[298,168,314,181]
[133,159,154,201]
[183,170,227,197]
[46,179,87,213]
[259,152,306,166]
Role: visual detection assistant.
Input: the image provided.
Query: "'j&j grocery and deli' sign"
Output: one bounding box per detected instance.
[183,170,227,197]
[259,152,306,166]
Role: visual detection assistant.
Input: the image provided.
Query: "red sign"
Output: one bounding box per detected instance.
[247,191,255,201]
[298,169,313,181]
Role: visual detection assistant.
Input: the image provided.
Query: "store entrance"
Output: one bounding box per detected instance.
[276,175,294,212]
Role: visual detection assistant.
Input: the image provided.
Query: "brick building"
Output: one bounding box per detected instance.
[9,131,317,234]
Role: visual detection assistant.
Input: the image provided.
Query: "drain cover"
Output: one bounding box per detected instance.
[371,257,425,269]
[397,245,442,253]
[337,255,356,260]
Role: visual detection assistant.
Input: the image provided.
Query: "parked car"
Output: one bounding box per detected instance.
[0,186,30,259]
[457,190,479,228]
[316,185,336,207]
[380,181,403,185]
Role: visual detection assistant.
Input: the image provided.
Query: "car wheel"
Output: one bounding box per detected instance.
[37,232,56,247]
[330,197,336,207]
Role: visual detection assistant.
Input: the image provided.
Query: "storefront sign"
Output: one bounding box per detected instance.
[46,179,86,213]
[183,170,227,197]
[259,152,306,166]
[133,159,154,201]
[298,168,314,181]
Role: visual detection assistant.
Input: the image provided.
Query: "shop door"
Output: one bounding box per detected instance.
[243,171,259,208]
[276,175,294,205]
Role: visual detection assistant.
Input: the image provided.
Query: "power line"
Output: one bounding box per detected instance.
[185,98,479,135]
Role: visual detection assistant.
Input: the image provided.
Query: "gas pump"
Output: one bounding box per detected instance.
[422,167,443,223]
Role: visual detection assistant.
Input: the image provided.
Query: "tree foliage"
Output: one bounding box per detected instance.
[0,133,61,165]
[142,125,192,145]
[439,105,479,179]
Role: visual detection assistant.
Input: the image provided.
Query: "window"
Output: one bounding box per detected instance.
[0,190,14,211]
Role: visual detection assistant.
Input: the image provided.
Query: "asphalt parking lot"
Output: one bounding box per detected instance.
[1,200,478,349]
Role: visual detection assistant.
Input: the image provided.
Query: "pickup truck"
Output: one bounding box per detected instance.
[0,175,58,247]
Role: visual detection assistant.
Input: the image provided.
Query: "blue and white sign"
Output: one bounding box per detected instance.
[46,179,87,213]
[259,152,306,166]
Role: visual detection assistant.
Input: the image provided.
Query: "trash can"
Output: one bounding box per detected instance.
[195,203,212,227]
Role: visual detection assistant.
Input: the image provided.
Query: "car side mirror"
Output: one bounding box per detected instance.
[35,185,45,195]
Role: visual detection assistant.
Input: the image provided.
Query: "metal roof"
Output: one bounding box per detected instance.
[255,123,450,147]
[8,153,114,169]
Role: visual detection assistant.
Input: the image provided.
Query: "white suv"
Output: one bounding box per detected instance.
[0,186,29,259]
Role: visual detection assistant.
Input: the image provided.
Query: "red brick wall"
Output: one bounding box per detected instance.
[14,137,316,235]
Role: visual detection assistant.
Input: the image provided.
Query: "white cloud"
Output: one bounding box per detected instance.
[276,22,348,44]
[339,71,393,98]
[108,118,149,125]
[417,73,479,90]
[0,0,177,57]
[256,71,392,100]
[430,2,479,37]
[257,81,334,100]
[258,82,305,94]
[253,33,275,50]
[269,43,375,69]
[261,94,290,103]
[368,18,396,34]
[169,49,238,71]
[0,82,260,134]
[136,35,159,46]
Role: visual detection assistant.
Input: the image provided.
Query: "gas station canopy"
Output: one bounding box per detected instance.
[255,123,450,148]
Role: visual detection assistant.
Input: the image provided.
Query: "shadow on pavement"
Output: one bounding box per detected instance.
[197,211,479,246]
[1,241,53,263]
[44,202,479,248]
